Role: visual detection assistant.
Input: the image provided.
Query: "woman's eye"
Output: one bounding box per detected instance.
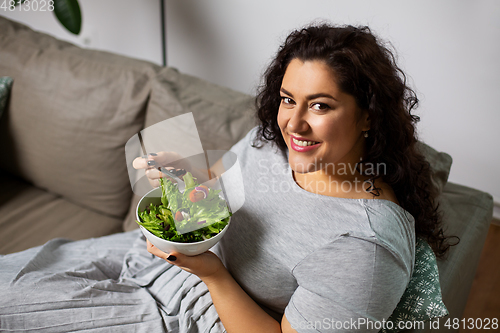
[281,97,294,105]
[311,103,330,111]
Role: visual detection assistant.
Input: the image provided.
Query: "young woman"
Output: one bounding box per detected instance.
[135,24,452,332]
[0,24,451,333]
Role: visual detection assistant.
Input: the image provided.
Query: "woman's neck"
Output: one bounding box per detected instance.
[292,165,399,204]
[292,165,369,197]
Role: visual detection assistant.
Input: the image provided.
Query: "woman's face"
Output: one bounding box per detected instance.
[278,59,370,175]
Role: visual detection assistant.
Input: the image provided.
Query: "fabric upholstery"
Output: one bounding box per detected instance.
[432,182,492,325]
[0,17,159,219]
[145,67,257,151]
[0,173,123,254]
[416,142,453,194]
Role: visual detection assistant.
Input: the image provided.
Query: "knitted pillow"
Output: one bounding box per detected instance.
[0,77,13,118]
[380,238,448,333]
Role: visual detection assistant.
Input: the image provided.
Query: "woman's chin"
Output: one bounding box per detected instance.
[288,159,317,174]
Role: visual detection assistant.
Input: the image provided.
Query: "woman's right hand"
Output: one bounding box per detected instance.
[132,152,187,188]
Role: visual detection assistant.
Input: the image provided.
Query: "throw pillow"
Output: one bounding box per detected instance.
[380,238,448,333]
[416,141,453,194]
[0,18,159,219]
[0,76,13,118]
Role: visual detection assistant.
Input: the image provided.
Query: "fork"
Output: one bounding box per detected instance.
[159,167,186,193]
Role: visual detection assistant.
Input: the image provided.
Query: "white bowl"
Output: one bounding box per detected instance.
[136,187,230,256]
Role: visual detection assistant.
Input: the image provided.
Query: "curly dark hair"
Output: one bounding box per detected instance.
[255,23,456,258]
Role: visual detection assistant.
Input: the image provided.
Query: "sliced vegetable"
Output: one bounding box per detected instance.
[174,211,184,221]
[189,185,209,202]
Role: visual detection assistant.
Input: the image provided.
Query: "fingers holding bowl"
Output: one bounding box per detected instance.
[147,239,172,260]
[146,240,222,279]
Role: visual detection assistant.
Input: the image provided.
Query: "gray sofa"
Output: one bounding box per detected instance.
[0,16,493,331]
[0,16,255,254]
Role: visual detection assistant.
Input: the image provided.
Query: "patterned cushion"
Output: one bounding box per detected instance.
[380,238,448,333]
[0,77,13,118]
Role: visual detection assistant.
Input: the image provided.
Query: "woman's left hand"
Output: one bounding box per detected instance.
[146,240,225,280]
[148,240,286,333]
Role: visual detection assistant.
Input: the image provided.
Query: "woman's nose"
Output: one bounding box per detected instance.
[287,107,309,134]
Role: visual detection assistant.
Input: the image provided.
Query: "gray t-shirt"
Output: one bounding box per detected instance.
[216,127,415,332]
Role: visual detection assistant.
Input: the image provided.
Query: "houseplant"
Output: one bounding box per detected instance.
[12,0,81,35]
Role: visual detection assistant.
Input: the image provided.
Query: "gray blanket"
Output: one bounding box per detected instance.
[0,230,224,333]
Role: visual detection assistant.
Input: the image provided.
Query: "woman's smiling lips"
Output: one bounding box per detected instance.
[289,135,321,152]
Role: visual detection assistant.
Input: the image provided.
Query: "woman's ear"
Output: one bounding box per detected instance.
[360,109,371,131]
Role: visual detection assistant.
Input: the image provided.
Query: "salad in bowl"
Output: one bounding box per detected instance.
[136,172,231,255]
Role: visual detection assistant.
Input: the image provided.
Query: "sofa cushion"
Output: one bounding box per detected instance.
[145,67,257,151]
[381,238,448,333]
[432,182,493,325]
[416,142,453,194]
[0,172,123,254]
[0,17,159,219]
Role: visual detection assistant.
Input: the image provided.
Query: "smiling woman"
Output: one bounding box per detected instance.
[256,24,452,258]
[0,22,455,333]
[135,24,454,333]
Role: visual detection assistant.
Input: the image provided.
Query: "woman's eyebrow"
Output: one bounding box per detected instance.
[280,87,338,101]
[280,87,294,97]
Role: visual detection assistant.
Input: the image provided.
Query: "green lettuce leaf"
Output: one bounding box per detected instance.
[137,172,230,243]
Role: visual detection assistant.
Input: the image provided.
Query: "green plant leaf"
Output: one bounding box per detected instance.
[53,0,82,35]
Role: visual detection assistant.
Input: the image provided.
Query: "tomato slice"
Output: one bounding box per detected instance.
[189,185,209,202]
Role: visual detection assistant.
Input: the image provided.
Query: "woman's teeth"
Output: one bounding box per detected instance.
[292,138,319,146]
